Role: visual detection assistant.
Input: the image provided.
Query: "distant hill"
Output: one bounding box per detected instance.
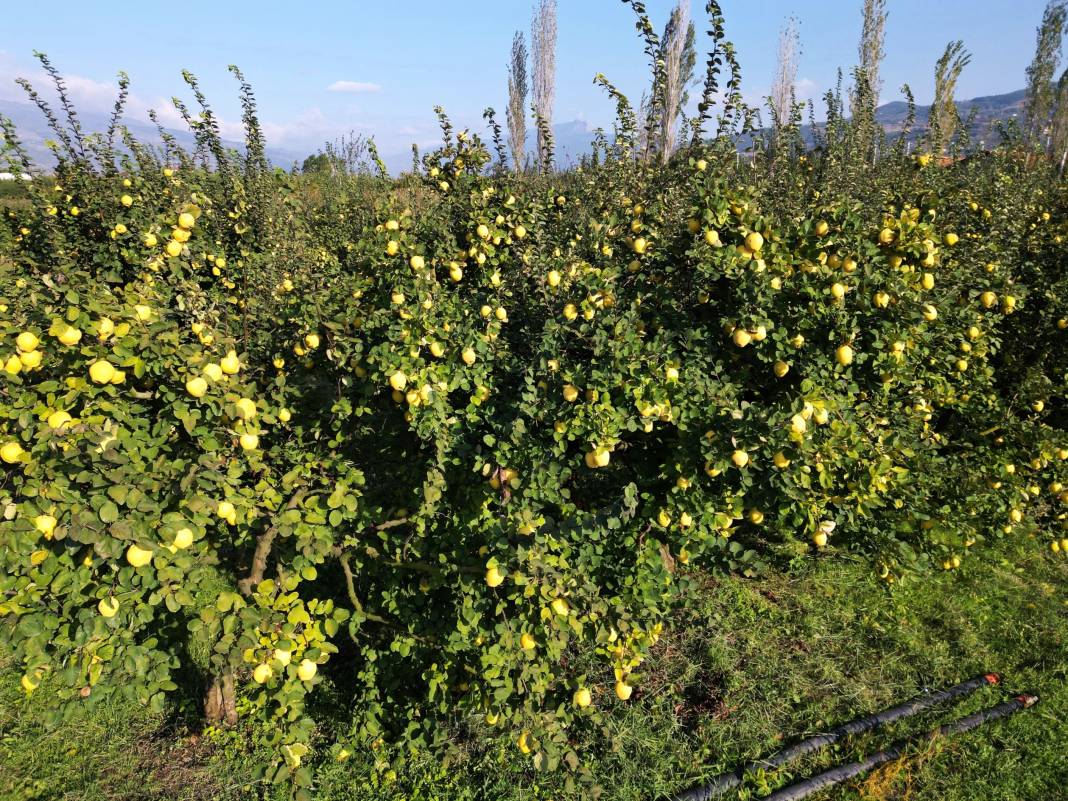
[731,88,1027,151]
[874,88,1026,146]
[0,98,306,171]
[540,89,1029,160]
[0,96,596,175]
[0,89,1029,175]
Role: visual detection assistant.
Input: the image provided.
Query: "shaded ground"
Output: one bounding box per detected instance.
[2,538,1065,801]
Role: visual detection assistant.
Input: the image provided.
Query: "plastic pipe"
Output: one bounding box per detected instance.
[673,673,1001,801]
[760,694,1038,801]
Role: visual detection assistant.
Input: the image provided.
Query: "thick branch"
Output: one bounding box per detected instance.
[238,488,308,596]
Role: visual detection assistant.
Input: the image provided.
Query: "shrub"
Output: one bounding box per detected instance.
[0,51,1065,795]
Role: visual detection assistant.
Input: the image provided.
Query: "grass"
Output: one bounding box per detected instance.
[2,538,1065,801]
[0,671,225,801]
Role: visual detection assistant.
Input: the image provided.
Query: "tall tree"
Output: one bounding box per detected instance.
[301,152,331,174]
[1051,67,1068,172]
[531,0,557,172]
[927,40,972,155]
[852,0,887,117]
[849,0,887,165]
[506,32,528,172]
[770,16,801,134]
[1024,0,1068,148]
[634,3,696,164]
[658,1,691,163]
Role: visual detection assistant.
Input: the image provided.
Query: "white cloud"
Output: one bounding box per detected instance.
[262,107,350,147]
[0,54,422,158]
[1,54,317,149]
[327,80,381,94]
[795,78,819,102]
[0,52,117,107]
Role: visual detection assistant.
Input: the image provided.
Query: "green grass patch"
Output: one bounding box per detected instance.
[3,540,1065,800]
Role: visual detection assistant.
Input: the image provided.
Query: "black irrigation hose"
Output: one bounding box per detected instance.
[673,673,1001,801]
[760,694,1039,801]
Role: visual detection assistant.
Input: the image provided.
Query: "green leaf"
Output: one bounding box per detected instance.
[98,502,119,524]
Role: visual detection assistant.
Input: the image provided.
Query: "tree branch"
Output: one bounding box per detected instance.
[336,549,440,645]
[238,488,309,596]
[337,551,389,624]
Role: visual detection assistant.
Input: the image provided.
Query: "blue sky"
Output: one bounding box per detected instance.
[0,1,1052,161]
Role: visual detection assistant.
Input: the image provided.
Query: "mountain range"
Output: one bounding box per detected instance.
[0,89,1029,175]
[0,98,308,171]
[872,88,1026,146]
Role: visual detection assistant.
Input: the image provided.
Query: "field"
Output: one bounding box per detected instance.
[1,1,1068,799]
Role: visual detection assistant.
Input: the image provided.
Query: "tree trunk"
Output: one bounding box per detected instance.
[203,671,238,725]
